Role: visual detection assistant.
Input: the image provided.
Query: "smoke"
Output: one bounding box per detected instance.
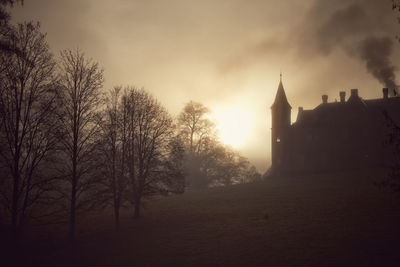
[217,0,399,91]
[218,39,284,75]
[315,4,372,54]
[303,0,398,92]
[358,36,397,95]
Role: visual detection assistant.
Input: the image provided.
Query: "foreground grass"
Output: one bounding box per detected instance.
[2,171,400,266]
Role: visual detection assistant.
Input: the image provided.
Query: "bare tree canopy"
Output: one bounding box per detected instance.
[0,22,57,230]
[0,0,23,23]
[0,0,24,54]
[56,48,104,240]
[178,101,214,155]
[177,101,261,189]
[120,87,181,218]
[99,86,127,229]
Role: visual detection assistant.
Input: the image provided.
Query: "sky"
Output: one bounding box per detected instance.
[10,0,400,172]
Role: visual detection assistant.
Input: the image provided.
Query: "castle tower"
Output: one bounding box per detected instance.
[271,75,291,173]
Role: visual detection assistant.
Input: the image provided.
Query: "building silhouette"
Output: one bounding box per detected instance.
[270,77,400,174]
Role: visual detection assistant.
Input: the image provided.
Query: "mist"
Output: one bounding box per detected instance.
[2,1,400,267]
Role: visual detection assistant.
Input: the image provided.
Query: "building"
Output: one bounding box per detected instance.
[270,76,400,174]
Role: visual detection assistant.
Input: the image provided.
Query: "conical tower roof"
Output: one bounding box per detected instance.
[271,76,291,109]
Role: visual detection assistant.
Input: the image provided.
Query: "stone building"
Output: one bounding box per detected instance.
[270,77,400,174]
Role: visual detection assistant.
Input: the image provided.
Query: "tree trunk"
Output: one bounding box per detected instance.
[20,171,33,228]
[114,200,120,230]
[112,168,119,229]
[11,162,19,230]
[112,143,119,230]
[11,131,20,232]
[190,131,194,154]
[12,103,21,231]
[69,174,77,241]
[69,128,78,241]
[133,196,141,219]
[113,174,120,230]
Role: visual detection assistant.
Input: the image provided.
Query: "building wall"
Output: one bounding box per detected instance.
[276,100,399,174]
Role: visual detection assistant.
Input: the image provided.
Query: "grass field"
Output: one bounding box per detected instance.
[2,170,400,266]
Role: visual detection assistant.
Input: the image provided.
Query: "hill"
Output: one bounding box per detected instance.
[3,171,400,266]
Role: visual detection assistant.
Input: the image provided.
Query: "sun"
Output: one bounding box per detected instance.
[213,107,255,149]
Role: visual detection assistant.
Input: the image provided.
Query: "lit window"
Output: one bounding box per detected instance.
[276,138,281,143]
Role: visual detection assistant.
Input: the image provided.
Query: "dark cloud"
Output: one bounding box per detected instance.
[316,3,373,54]
[220,0,399,92]
[358,36,397,94]
[299,0,398,90]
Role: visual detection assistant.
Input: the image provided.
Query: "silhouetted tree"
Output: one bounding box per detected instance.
[56,48,104,240]
[99,86,127,230]
[243,165,263,183]
[178,101,214,154]
[215,146,242,186]
[121,87,178,218]
[0,1,24,55]
[0,0,23,22]
[214,147,246,186]
[177,101,216,188]
[196,137,225,187]
[177,101,260,188]
[200,140,260,186]
[0,22,57,231]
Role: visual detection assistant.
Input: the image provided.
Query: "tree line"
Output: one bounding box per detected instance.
[0,8,261,240]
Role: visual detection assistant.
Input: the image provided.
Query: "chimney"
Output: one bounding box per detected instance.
[339,91,346,103]
[383,88,388,99]
[350,88,358,98]
[322,94,328,104]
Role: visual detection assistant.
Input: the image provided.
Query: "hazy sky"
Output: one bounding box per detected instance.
[11,0,400,172]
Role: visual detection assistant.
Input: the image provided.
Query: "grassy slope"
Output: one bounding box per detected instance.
[3,171,400,266]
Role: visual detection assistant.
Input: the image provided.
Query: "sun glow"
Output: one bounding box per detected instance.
[213,107,255,149]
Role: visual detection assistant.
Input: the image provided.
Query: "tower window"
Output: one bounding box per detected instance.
[276,138,281,143]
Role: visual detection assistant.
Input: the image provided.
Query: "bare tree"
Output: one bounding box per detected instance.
[99,86,127,230]
[0,22,57,230]
[178,101,214,154]
[0,1,24,56]
[177,101,261,188]
[56,48,104,240]
[163,135,185,194]
[177,101,216,188]
[122,87,176,218]
[0,0,23,22]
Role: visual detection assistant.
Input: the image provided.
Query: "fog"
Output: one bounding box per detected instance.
[11,0,400,172]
